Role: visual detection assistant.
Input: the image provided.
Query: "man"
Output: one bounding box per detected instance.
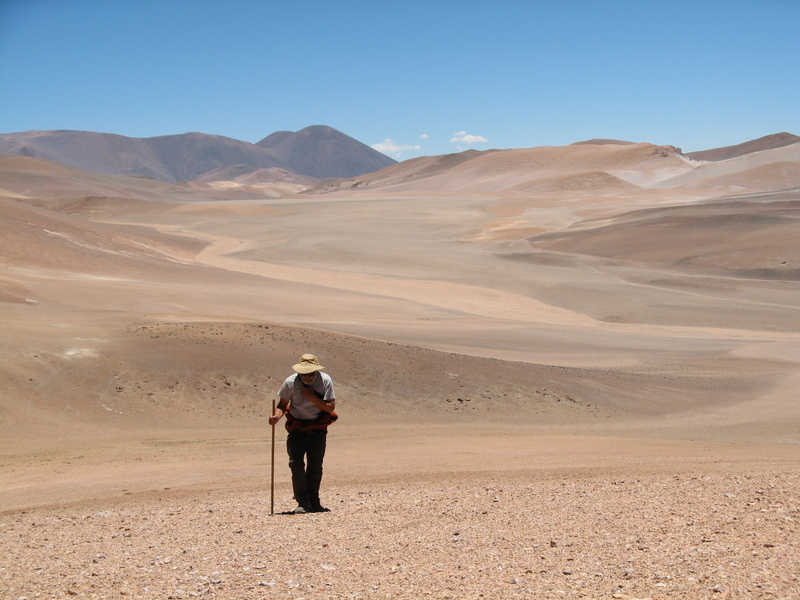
[270,353,338,514]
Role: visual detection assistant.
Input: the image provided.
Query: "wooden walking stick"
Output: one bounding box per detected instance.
[270,398,276,515]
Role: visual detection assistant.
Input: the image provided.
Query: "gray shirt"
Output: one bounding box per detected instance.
[277,372,335,420]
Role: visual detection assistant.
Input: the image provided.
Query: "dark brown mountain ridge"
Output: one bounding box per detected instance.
[0,125,396,184]
[256,125,397,180]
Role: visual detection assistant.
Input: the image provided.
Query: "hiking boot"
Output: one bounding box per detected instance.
[292,505,308,514]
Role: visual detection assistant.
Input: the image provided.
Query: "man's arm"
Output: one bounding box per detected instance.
[301,386,336,413]
[269,397,289,425]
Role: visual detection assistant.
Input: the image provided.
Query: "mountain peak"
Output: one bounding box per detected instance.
[256,126,395,179]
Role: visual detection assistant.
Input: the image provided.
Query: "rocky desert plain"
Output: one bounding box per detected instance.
[2,135,800,599]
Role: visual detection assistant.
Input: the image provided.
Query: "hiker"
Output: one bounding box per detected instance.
[270,354,338,513]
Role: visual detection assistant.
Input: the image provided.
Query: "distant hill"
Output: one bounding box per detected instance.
[2,129,797,197]
[189,165,320,198]
[0,152,230,206]
[0,126,396,183]
[312,135,800,196]
[313,142,690,195]
[256,125,396,179]
[571,139,637,146]
[686,132,800,162]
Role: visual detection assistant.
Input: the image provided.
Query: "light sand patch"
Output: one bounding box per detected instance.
[460,219,550,242]
[194,233,600,327]
[189,230,800,351]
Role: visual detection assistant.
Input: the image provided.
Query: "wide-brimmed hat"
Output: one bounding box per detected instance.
[292,353,325,374]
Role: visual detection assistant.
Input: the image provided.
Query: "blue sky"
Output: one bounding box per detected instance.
[1,0,798,160]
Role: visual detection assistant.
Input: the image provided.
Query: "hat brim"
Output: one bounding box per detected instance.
[293,364,324,374]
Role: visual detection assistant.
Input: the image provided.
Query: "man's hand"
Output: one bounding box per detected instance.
[301,387,335,413]
[300,386,320,402]
[269,404,286,425]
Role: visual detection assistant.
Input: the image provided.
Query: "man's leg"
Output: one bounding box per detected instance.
[286,430,311,511]
[305,430,328,511]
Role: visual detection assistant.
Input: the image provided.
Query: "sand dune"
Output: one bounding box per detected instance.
[530,192,800,276]
[510,170,640,193]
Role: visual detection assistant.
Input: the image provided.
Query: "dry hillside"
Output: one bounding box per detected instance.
[1,138,799,599]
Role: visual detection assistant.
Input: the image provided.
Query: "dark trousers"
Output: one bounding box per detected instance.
[286,429,327,508]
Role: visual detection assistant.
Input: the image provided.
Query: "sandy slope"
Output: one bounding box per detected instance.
[2,143,799,497]
[1,143,800,598]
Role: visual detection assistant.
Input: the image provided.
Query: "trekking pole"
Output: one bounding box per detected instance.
[270,398,276,515]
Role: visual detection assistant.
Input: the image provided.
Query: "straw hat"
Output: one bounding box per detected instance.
[292,353,325,374]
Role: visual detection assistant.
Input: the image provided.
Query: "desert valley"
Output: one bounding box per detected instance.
[1,127,799,599]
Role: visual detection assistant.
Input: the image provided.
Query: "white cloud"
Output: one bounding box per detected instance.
[372,138,422,159]
[420,133,429,139]
[450,131,489,144]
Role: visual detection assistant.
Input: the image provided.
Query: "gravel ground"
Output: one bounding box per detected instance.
[2,470,799,600]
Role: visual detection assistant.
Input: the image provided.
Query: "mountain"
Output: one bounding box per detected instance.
[686,132,800,162]
[312,142,692,195]
[311,134,800,196]
[0,130,275,183]
[570,138,637,146]
[655,141,800,192]
[256,125,396,179]
[2,129,797,198]
[0,152,229,207]
[0,126,396,184]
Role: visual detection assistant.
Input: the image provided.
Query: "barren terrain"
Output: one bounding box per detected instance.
[1,142,799,598]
